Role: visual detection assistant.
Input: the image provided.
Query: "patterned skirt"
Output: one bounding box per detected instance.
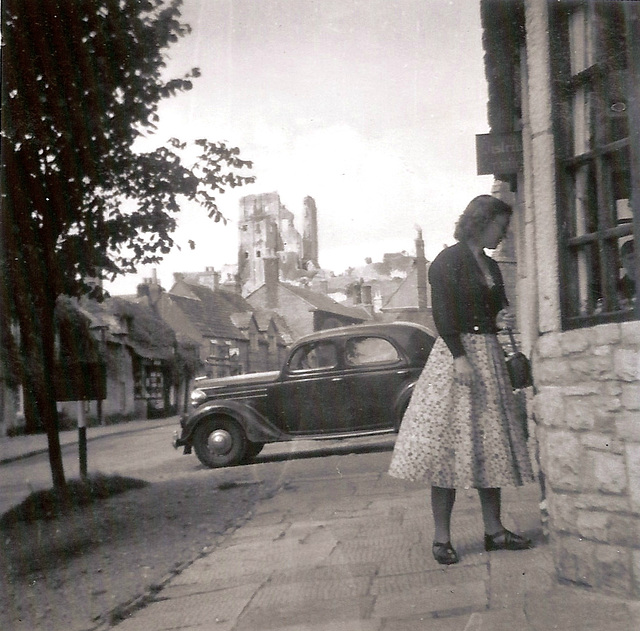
[388,334,534,489]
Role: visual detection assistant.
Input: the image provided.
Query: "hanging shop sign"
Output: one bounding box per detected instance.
[476,132,523,175]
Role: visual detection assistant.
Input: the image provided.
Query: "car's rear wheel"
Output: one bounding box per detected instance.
[192,416,247,468]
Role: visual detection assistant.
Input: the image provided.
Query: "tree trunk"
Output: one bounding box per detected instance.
[17,290,67,491]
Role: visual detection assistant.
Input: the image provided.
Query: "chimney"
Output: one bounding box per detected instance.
[362,284,373,306]
[361,284,374,316]
[415,227,428,312]
[264,256,279,308]
[352,280,362,305]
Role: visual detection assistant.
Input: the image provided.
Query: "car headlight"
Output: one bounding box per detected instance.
[191,389,207,407]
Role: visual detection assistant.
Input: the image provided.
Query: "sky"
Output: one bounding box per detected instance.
[106,0,494,295]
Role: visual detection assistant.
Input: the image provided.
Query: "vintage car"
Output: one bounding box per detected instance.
[173,322,435,468]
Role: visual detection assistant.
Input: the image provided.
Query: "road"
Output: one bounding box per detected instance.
[0,420,397,516]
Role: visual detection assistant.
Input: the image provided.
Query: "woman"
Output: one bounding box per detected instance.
[388,195,534,565]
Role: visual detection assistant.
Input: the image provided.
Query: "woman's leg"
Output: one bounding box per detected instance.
[477,487,503,535]
[478,487,532,550]
[431,486,456,543]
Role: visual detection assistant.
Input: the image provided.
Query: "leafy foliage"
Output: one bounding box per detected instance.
[0,0,254,487]
[2,0,254,302]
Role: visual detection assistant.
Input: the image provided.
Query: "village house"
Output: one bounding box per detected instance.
[149,274,288,378]
[246,256,372,341]
[480,0,640,598]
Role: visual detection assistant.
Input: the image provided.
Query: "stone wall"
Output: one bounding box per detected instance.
[533,321,640,597]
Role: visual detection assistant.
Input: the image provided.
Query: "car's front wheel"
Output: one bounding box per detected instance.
[192,416,247,468]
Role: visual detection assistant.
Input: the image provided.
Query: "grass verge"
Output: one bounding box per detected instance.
[0,473,149,528]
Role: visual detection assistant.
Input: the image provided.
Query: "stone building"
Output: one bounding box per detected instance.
[237,192,319,294]
[480,0,640,598]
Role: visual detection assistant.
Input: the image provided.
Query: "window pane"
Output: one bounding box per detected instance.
[345,337,400,366]
[617,238,636,310]
[289,342,337,370]
[569,7,594,74]
[572,86,593,156]
[609,147,631,224]
[556,2,637,325]
[566,242,598,317]
[571,164,598,237]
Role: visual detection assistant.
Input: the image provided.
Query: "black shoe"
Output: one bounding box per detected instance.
[432,541,459,565]
[484,529,532,551]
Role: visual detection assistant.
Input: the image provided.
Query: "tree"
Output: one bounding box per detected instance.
[0,0,255,491]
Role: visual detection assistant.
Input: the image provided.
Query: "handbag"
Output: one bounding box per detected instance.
[504,328,533,390]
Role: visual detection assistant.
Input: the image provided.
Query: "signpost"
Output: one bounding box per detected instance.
[55,361,106,479]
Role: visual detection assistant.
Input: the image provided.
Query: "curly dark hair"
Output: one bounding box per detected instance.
[453,195,513,242]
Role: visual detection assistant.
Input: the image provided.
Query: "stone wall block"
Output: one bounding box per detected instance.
[607,514,640,548]
[561,329,591,354]
[597,395,622,414]
[532,387,565,428]
[580,432,623,455]
[546,430,582,491]
[536,332,563,358]
[593,452,627,494]
[569,356,615,381]
[633,550,640,598]
[562,383,604,397]
[554,536,596,587]
[620,322,640,345]
[547,490,578,533]
[576,510,609,541]
[594,543,633,596]
[621,384,640,410]
[603,381,623,397]
[614,348,640,382]
[536,358,577,386]
[574,493,631,514]
[594,413,617,434]
[615,414,640,442]
[627,445,640,513]
[565,397,597,431]
[594,323,621,346]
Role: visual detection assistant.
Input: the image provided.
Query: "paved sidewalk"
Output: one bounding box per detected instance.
[0,416,180,465]
[3,423,639,630]
[98,450,638,630]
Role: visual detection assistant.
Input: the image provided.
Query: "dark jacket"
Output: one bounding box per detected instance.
[429,241,508,358]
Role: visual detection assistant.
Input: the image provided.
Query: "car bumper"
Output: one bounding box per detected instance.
[172,419,192,454]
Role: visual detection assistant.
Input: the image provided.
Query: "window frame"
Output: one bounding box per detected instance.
[551,1,640,329]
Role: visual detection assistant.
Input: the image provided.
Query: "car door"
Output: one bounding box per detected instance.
[273,340,352,434]
[342,335,409,430]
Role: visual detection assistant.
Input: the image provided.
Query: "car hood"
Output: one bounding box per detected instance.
[194,370,281,392]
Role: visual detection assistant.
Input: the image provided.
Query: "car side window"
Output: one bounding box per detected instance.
[345,337,400,367]
[289,341,338,371]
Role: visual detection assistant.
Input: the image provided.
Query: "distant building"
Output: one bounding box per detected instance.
[237,192,319,294]
[380,228,433,329]
[155,277,288,377]
[247,257,371,341]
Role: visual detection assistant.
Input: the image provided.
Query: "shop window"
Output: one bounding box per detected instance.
[552,2,639,327]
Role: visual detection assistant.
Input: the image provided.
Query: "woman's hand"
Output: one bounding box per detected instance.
[453,355,474,386]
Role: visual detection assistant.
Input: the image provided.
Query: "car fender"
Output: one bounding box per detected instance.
[182,400,285,445]
[393,379,419,429]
